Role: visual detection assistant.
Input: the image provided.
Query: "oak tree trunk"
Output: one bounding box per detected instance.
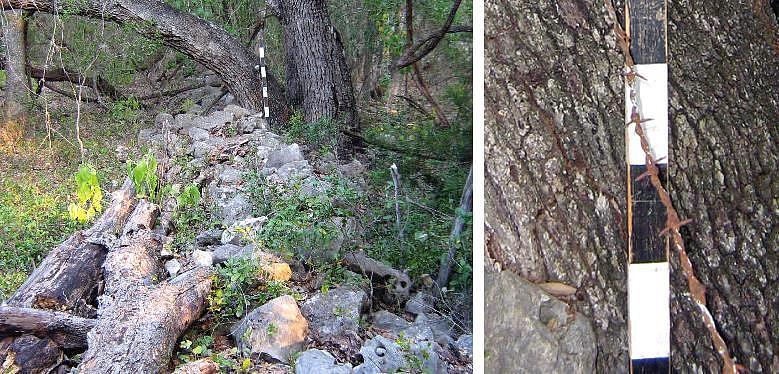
[269,0,362,154]
[2,9,30,123]
[485,0,778,372]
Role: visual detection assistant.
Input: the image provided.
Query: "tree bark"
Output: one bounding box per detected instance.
[0,306,95,349]
[269,0,361,154]
[1,0,265,112]
[485,0,778,373]
[2,9,30,122]
[76,201,213,373]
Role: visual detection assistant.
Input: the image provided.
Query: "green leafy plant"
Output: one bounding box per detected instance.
[67,163,104,223]
[284,111,339,155]
[109,96,142,123]
[177,183,201,207]
[127,152,160,201]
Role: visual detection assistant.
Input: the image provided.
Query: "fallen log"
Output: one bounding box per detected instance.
[343,251,411,302]
[173,358,219,374]
[0,306,94,349]
[76,201,214,373]
[6,179,136,316]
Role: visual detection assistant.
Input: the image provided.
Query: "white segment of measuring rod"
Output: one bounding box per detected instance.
[261,66,267,78]
[264,107,270,118]
[259,47,265,59]
[624,63,668,166]
[628,262,670,359]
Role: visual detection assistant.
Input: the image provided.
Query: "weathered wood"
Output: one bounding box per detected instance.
[7,178,136,317]
[75,201,213,373]
[0,306,95,349]
[173,358,219,374]
[343,251,411,301]
[0,334,62,374]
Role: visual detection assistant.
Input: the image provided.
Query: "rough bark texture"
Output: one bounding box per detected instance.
[269,0,361,153]
[1,0,265,112]
[6,179,136,316]
[2,9,30,122]
[0,306,95,349]
[485,0,778,373]
[0,334,61,373]
[77,201,213,373]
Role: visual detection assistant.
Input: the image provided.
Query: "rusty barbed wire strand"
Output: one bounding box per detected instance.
[604,0,741,370]
[626,66,739,374]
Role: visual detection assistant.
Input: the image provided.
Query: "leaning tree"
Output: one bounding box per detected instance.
[0,0,361,152]
[485,0,778,372]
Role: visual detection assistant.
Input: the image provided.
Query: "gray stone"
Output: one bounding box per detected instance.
[354,336,445,374]
[221,216,267,244]
[217,165,243,185]
[265,144,304,169]
[219,194,252,226]
[193,110,234,130]
[273,160,312,181]
[155,112,175,128]
[212,244,253,264]
[224,104,250,119]
[455,334,473,360]
[192,249,213,267]
[232,295,308,363]
[411,313,454,347]
[371,310,411,335]
[337,159,366,179]
[191,141,215,158]
[294,349,352,374]
[405,291,435,315]
[165,259,181,277]
[301,287,367,340]
[174,113,194,130]
[485,271,596,373]
[195,228,223,247]
[188,127,210,142]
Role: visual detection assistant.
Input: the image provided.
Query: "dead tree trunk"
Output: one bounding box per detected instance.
[485,0,778,372]
[0,306,94,349]
[1,9,30,123]
[437,165,473,287]
[268,0,362,154]
[77,201,213,372]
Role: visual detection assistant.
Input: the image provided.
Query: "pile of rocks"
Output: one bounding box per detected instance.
[137,106,472,373]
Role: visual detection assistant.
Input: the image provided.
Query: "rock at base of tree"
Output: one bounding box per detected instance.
[173,358,219,374]
[221,216,268,245]
[211,244,250,264]
[485,271,596,373]
[294,349,352,374]
[231,295,308,363]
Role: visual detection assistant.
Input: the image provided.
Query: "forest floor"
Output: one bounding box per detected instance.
[0,59,473,372]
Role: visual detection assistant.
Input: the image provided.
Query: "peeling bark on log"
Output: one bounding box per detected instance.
[76,201,213,373]
[173,358,219,374]
[7,179,136,316]
[485,0,779,372]
[0,306,94,349]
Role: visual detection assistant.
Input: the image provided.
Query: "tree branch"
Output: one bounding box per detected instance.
[394,0,465,69]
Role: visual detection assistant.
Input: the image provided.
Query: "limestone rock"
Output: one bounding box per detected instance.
[211,244,252,264]
[188,127,210,142]
[165,259,182,277]
[224,104,250,119]
[301,287,367,340]
[405,291,435,316]
[265,144,304,169]
[195,229,224,247]
[485,271,596,373]
[221,216,267,244]
[294,349,352,374]
[354,336,445,374]
[192,250,213,267]
[232,295,308,363]
[455,334,473,360]
[370,310,411,335]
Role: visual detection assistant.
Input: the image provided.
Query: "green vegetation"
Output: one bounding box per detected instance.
[67,163,104,223]
[284,111,339,155]
[127,151,161,201]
